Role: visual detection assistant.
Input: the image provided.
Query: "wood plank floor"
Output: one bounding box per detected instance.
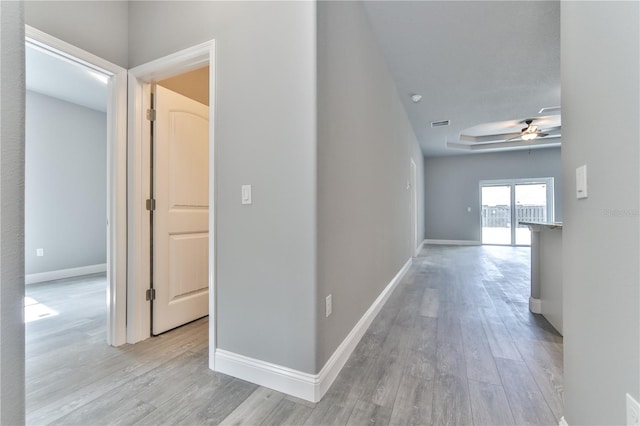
[26,245,563,425]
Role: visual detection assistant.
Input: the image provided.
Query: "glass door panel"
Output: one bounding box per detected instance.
[515,183,548,245]
[481,185,512,245]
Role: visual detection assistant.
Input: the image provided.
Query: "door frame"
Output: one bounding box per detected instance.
[25,26,128,346]
[410,159,418,256]
[127,41,217,367]
[479,177,555,246]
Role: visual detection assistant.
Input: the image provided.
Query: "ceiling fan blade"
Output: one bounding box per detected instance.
[536,133,549,138]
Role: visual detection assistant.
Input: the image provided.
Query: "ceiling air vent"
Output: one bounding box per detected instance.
[431,120,450,128]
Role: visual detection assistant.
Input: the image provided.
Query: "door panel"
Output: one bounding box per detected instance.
[515,183,548,246]
[153,85,209,335]
[481,179,553,246]
[481,185,512,245]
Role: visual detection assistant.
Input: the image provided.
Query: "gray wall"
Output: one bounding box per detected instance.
[561,2,639,424]
[424,147,562,241]
[24,1,128,68]
[0,1,26,423]
[316,1,424,369]
[129,1,318,373]
[25,91,107,275]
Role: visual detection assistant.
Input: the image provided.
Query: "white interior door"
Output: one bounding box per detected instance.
[153,85,209,335]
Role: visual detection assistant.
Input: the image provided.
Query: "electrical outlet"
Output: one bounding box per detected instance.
[36,248,44,257]
[325,294,332,318]
[628,394,640,426]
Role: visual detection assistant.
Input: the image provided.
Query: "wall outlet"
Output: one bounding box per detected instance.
[36,248,44,257]
[628,394,640,426]
[325,294,332,318]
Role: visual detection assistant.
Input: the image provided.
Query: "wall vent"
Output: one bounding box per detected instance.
[431,120,450,128]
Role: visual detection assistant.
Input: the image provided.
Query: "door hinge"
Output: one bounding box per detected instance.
[146,288,156,301]
[146,108,156,121]
[146,198,156,211]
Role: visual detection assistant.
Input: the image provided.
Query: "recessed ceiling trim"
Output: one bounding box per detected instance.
[538,106,561,114]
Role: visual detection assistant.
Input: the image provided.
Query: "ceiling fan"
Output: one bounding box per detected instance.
[508,119,551,141]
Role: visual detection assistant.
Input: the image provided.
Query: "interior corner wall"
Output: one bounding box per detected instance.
[25,91,107,277]
[561,2,639,424]
[424,147,562,242]
[0,0,26,423]
[128,1,318,373]
[316,0,422,370]
[24,1,129,68]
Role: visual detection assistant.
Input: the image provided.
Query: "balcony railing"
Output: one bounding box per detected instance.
[481,205,547,228]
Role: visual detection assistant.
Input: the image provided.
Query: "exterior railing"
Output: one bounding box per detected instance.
[481,205,547,228]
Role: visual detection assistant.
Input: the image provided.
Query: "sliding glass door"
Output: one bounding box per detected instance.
[481,178,554,246]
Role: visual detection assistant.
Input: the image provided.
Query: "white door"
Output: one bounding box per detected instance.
[152,85,209,335]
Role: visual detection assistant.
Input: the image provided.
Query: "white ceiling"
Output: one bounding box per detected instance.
[363,1,561,156]
[26,44,108,113]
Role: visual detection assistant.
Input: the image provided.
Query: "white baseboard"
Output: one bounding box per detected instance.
[415,240,425,256]
[559,416,569,426]
[214,349,318,401]
[214,257,413,402]
[529,296,542,314]
[25,263,107,285]
[425,239,481,246]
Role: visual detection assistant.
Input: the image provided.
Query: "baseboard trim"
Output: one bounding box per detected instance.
[214,257,413,402]
[559,416,569,426]
[214,349,318,401]
[425,239,481,246]
[25,263,107,285]
[529,296,542,314]
[415,240,425,256]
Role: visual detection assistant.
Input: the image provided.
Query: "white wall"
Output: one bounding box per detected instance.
[25,91,106,277]
[24,1,128,68]
[0,1,26,423]
[561,2,639,424]
[316,1,424,369]
[129,1,318,373]
[424,147,562,242]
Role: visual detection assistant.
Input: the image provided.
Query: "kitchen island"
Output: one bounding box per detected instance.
[521,221,563,335]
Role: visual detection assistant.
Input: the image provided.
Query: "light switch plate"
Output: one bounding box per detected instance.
[325,294,332,317]
[241,185,252,205]
[576,165,588,199]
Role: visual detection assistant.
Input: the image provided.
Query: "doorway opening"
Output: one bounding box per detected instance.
[127,41,216,369]
[152,69,210,335]
[24,26,127,346]
[480,178,554,246]
[410,159,418,256]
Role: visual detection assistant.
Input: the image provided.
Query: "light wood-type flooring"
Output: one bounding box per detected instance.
[26,245,563,425]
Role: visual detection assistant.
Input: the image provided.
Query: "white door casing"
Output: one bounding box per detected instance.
[152,85,209,334]
[410,159,418,256]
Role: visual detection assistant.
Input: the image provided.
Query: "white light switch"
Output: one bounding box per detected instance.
[36,248,44,257]
[576,165,588,199]
[241,185,252,205]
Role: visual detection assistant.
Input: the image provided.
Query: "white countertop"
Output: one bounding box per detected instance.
[520,221,563,230]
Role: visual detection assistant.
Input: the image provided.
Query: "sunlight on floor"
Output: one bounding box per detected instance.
[24,296,58,323]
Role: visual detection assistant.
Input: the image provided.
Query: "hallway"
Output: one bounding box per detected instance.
[26,245,563,425]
